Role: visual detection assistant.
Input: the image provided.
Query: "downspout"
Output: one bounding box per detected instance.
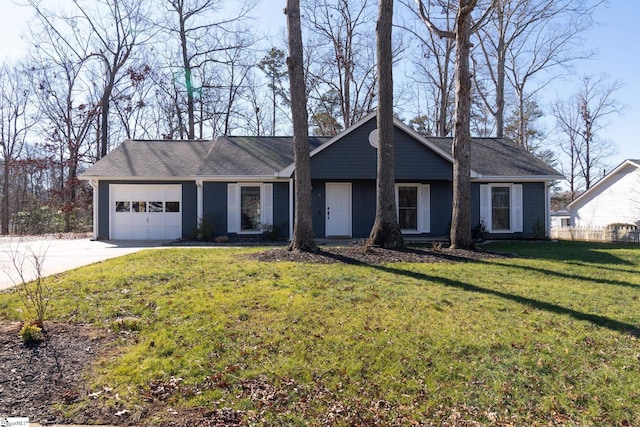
[545,181,551,238]
[196,178,203,227]
[289,178,294,241]
[90,180,98,240]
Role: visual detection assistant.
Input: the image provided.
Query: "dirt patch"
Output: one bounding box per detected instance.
[249,244,510,265]
[0,321,114,424]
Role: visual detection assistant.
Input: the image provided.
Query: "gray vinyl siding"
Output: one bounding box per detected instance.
[181,182,197,238]
[429,181,453,237]
[273,182,290,238]
[97,180,197,240]
[203,181,290,239]
[522,182,546,236]
[352,180,376,238]
[471,182,547,238]
[97,181,110,239]
[312,179,451,239]
[202,182,229,237]
[394,133,453,181]
[310,116,453,181]
[311,181,327,238]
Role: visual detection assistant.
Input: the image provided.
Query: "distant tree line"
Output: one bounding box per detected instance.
[0,0,613,235]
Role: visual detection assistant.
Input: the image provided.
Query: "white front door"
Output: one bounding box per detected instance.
[326,183,352,237]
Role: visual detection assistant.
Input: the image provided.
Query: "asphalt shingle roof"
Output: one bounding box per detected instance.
[427,137,562,177]
[81,133,561,179]
[82,136,329,178]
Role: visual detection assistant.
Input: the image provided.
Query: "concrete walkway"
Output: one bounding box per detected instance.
[0,238,166,291]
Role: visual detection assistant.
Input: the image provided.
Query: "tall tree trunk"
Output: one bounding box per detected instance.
[495,32,505,138]
[100,82,113,158]
[178,11,195,139]
[368,0,404,249]
[286,0,317,252]
[449,3,474,250]
[2,160,9,234]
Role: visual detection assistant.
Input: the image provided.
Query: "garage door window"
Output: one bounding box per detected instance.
[166,201,180,212]
[133,201,146,212]
[115,201,130,212]
[149,201,163,213]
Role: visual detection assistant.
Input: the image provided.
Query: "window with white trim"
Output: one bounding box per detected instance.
[227,183,273,233]
[480,184,523,233]
[395,184,430,233]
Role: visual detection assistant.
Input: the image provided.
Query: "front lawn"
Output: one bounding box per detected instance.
[0,241,638,425]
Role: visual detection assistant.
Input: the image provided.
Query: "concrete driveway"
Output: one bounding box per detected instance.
[0,238,166,291]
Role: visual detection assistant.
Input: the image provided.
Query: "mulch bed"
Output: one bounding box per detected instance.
[0,321,114,425]
[249,244,511,265]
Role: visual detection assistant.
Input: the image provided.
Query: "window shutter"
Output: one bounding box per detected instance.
[480,184,491,231]
[418,184,431,233]
[512,184,523,232]
[262,183,273,227]
[227,183,239,233]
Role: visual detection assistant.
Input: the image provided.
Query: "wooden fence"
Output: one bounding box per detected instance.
[550,226,640,243]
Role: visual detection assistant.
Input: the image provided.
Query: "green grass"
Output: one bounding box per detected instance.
[1,241,639,425]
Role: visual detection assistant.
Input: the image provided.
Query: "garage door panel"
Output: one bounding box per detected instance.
[110,184,182,240]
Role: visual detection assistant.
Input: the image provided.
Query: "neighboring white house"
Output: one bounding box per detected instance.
[568,159,640,227]
[550,209,570,229]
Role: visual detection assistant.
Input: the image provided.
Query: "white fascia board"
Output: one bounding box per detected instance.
[472,175,565,183]
[567,159,639,210]
[79,175,289,183]
[78,175,195,181]
[198,175,288,182]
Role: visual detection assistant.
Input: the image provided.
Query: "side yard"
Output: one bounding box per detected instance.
[0,241,638,426]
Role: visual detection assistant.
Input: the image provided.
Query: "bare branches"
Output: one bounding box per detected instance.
[2,239,52,324]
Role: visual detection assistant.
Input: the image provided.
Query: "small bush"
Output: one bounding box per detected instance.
[19,321,43,344]
[191,215,217,241]
[532,219,547,238]
[472,220,489,241]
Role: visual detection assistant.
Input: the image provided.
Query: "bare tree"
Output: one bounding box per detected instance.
[303,0,379,130]
[473,0,599,140]
[415,0,494,250]
[0,63,34,235]
[368,0,404,248]
[400,0,456,136]
[553,74,621,193]
[286,0,317,252]
[28,11,98,231]
[161,0,255,139]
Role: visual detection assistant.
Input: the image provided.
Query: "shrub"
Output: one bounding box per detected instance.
[532,219,547,238]
[191,215,217,241]
[19,321,43,344]
[472,220,488,241]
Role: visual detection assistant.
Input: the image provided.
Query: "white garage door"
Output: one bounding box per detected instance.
[110,184,182,240]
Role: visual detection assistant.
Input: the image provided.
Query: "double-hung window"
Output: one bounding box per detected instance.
[227,183,273,233]
[395,184,430,233]
[480,184,523,233]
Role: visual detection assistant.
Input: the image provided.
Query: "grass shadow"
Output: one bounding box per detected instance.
[485,241,636,265]
[375,263,639,337]
[489,260,640,291]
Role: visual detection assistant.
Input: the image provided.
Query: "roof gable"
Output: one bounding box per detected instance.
[568,159,640,210]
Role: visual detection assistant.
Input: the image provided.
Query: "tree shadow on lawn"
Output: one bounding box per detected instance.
[488,260,640,291]
[382,264,640,337]
[488,241,637,266]
[319,250,640,338]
